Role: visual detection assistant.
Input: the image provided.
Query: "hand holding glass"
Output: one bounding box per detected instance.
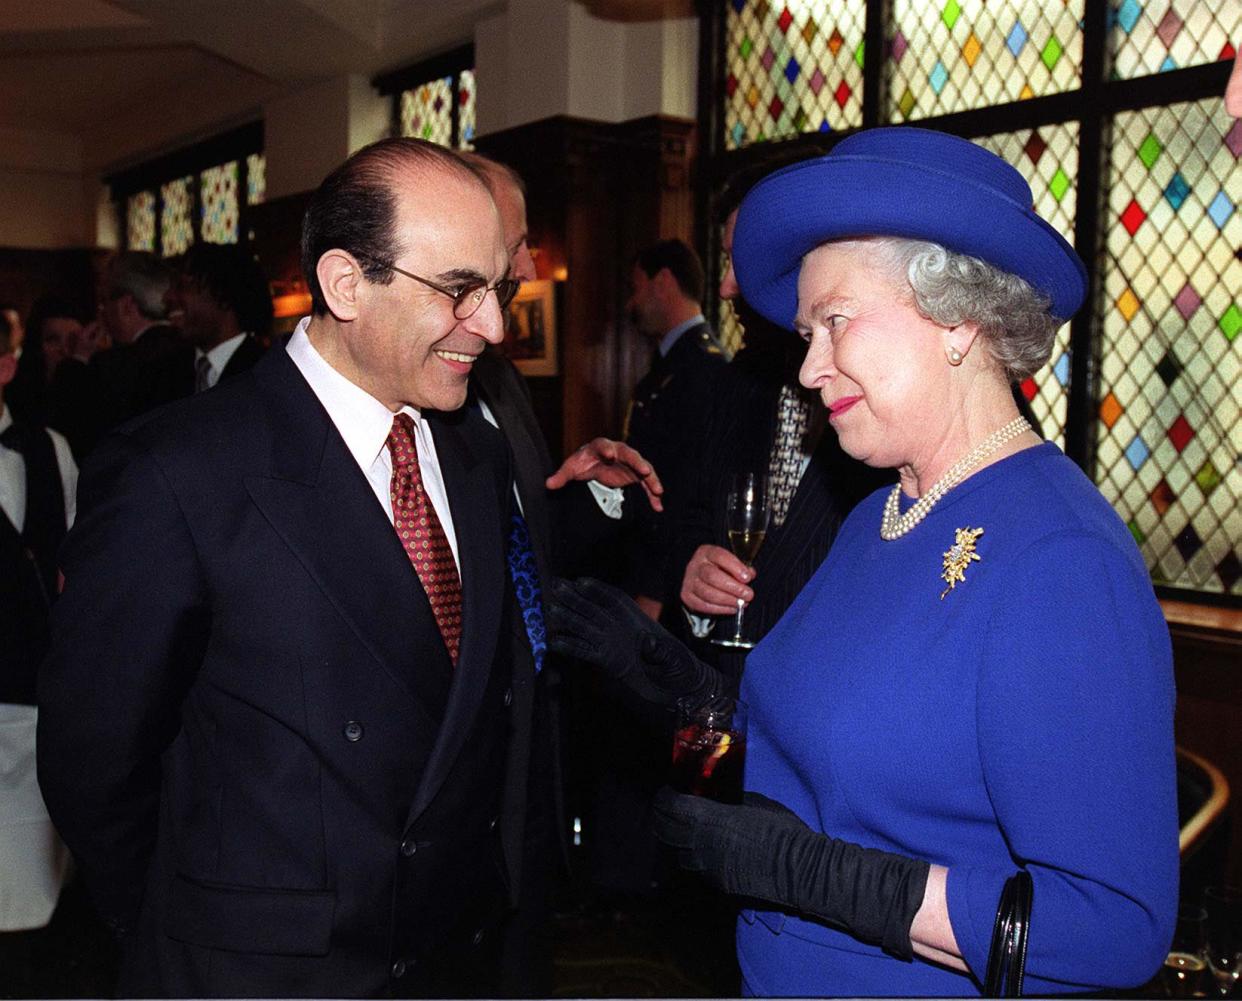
[713,473,769,650]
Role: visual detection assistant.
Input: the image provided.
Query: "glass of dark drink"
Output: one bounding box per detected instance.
[670,697,748,804]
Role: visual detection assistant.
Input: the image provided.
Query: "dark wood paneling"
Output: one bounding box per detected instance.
[1167,604,1242,885]
[477,114,697,457]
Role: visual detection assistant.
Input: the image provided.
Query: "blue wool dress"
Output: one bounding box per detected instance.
[736,443,1178,997]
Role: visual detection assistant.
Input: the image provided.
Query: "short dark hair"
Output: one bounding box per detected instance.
[633,238,705,303]
[301,137,483,316]
[716,145,821,224]
[180,244,274,336]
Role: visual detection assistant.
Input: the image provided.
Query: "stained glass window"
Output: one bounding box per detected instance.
[724,0,866,151]
[974,123,1080,448]
[247,153,266,205]
[1096,97,1241,595]
[1110,0,1240,80]
[401,77,454,147]
[200,162,239,245]
[886,0,1085,122]
[458,69,477,150]
[127,191,156,251]
[160,176,194,257]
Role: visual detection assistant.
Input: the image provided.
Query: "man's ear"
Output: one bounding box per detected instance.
[0,352,16,388]
[317,250,364,321]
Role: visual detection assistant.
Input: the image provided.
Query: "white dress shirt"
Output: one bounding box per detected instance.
[0,405,75,931]
[0,406,78,533]
[194,332,250,392]
[285,318,459,570]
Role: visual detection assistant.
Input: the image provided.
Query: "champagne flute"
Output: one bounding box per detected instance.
[1205,886,1242,998]
[713,472,769,650]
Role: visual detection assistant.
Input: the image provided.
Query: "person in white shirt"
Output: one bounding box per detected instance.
[0,321,74,953]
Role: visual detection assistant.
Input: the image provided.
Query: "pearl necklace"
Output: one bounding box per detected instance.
[880,416,1031,541]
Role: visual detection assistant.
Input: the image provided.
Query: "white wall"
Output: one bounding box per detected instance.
[476,0,698,135]
[0,2,700,249]
[0,128,91,248]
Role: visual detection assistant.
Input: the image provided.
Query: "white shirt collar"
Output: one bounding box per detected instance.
[285,317,418,471]
[198,332,249,377]
[0,406,11,436]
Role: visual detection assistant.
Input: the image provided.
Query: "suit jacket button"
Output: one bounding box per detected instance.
[503,688,513,707]
[488,816,498,831]
[343,721,363,742]
[391,959,407,979]
[400,838,418,857]
[472,928,485,946]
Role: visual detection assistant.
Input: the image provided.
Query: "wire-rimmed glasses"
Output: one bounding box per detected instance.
[364,255,520,319]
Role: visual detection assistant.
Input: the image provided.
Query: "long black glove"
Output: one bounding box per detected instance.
[545,576,722,710]
[652,787,930,961]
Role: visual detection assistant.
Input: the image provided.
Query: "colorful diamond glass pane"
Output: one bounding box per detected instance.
[886,0,1084,121]
[160,175,194,257]
[1111,0,1241,80]
[975,122,1080,448]
[1098,97,1242,595]
[126,190,155,252]
[246,153,266,206]
[400,76,453,147]
[724,0,865,149]
[458,69,476,150]
[200,161,239,245]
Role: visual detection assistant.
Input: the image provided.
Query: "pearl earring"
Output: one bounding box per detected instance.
[947,347,963,366]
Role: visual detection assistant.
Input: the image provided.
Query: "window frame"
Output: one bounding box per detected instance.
[107,120,265,256]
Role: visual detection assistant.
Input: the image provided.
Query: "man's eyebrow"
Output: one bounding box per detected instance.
[433,267,488,284]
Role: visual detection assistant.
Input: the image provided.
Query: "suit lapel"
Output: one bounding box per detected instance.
[472,352,553,573]
[409,407,506,820]
[243,349,452,716]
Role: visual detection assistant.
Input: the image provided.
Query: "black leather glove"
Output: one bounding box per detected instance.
[652,787,930,961]
[545,576,722,710]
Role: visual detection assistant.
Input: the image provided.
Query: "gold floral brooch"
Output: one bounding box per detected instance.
[940,527,984,599]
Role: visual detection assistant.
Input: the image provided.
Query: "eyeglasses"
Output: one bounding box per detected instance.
[369,258,520,320]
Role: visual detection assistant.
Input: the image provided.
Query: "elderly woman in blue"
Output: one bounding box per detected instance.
[548,126,1178,996]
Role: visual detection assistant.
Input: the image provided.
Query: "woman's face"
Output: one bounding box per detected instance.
[795,240,951,470]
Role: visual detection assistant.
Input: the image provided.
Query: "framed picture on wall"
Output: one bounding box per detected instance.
[503,279,557,377]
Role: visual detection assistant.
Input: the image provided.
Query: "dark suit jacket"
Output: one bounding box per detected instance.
[52,323,194,459]
[674,328,891,685]
[37,345,535,998]
[624,321,726,601]
[218,332,265,382]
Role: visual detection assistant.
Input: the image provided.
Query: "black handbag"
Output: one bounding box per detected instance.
[984,869,1033,997]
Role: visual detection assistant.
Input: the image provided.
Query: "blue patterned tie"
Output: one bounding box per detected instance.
[506,511,546,674]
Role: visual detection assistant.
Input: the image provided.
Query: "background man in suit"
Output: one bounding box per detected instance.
[462,151,670,996]
[94,251,194,416]
[38,137,537,998]
[60,252,193,457]
[169,244,271,392]
[623,238,726,620]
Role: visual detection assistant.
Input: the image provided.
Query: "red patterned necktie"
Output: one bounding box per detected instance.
[387,413,462,665]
